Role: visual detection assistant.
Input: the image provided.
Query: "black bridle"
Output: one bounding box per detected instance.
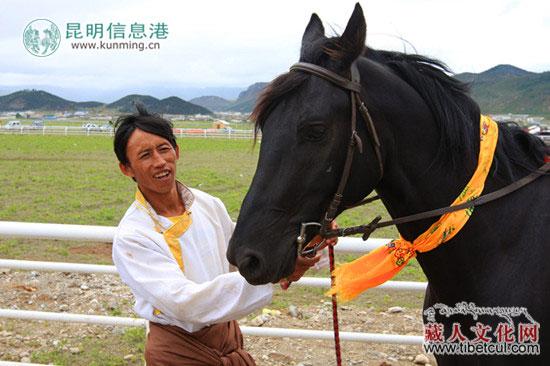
[291,61,384,256]
[290,61,550,258]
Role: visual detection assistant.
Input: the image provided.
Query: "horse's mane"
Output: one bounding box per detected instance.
[252,71,307,137]
[366,49,547,172]
[252,43,547,171]
[366,49,479,168]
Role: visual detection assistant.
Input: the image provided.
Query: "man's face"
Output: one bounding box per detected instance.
[119,129,179,195]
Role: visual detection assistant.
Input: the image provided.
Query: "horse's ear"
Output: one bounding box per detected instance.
[339,3,366,65]
[301,13,325,56]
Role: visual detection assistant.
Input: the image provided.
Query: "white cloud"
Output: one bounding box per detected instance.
[0,0,548,98]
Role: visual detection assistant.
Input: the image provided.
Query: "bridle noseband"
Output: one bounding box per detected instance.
[290,61,384,256]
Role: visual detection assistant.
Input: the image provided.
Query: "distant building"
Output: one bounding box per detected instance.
[212,120,230,129]
[192,114,211,121]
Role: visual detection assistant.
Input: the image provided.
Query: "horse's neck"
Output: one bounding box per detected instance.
[376,125,539,241]
[356,58,478,241]
[374,121,478,242]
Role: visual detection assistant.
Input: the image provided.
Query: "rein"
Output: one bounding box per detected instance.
[324,161,550,241]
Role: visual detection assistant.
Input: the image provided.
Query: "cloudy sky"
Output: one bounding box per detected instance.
[0,0,548,101]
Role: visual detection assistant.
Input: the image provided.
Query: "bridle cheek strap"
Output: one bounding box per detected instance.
[289,61,384,239]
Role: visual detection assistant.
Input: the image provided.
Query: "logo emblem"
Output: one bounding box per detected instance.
[23,19,61,57]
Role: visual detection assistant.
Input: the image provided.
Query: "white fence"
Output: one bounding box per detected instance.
[0,221,427,293]
[0,221,426,362]
[0,126,256,139]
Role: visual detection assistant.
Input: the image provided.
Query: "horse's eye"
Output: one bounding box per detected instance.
[300,123,327,141]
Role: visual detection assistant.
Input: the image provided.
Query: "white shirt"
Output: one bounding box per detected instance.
[112,183,273,332]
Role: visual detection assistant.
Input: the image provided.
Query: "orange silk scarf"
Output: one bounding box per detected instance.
[328,115,499,301]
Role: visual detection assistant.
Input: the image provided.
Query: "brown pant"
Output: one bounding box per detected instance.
[145,321,256,366]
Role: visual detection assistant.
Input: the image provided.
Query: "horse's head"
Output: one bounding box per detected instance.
[227,4,383,284]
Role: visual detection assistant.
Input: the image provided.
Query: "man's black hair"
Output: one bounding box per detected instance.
[113,103,177,165]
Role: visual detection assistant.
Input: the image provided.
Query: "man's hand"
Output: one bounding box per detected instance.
[279,221,339,290]
[279,253,321,290]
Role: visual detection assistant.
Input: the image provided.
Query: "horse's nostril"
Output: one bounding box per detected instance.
[241,254,260,271]
[237,252,267,284]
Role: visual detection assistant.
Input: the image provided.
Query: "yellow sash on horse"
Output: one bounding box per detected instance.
[328,115,499,301]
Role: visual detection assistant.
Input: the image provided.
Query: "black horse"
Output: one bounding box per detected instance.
[227,4,549,365]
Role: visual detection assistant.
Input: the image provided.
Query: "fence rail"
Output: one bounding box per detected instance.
[0,309,424,345]
[0,221,387,252]
[0,126,256,139]
[0,221,428,292]
[0,258,427,292]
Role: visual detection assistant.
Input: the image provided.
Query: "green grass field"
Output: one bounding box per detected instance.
[0,134,426,365]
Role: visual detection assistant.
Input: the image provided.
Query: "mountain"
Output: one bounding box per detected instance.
[189,96,233,111]
[0,90,102,111]
[224,82,268,113]
[187,83,268,113]
[3,65,546,116]
[454,65,549,115]
[158,96,213,115]
[107,95,158,112]
[0,86,245,103]
[476,64,532,80]
[107,95,212,115]
[0,90,213,115]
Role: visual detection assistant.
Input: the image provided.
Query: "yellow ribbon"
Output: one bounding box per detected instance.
[328,115,499,301]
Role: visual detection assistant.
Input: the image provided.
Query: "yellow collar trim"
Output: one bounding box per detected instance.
[134,182,194,271]
[328,115,499,301]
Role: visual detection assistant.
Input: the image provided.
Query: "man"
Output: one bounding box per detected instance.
[112,105,328,365]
